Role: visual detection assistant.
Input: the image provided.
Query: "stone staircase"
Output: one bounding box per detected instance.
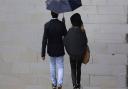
[0,0,128,89]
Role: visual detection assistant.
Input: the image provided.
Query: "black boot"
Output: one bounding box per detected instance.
[73,84,77,89]
[76,84,81,89]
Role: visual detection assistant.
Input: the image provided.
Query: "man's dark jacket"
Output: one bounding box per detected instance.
[64,27,88,56]
[42,19,67,57]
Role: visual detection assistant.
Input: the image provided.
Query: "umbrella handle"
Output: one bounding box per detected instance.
[62,13,65,23]
[63,13,64,18]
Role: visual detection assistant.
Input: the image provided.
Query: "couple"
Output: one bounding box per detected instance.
[41,11,88,89]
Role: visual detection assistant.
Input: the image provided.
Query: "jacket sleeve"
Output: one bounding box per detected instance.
[41,24,48,57]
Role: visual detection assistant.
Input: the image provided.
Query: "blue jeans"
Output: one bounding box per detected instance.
[49,56,64,86]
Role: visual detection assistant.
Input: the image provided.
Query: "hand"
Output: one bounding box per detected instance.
[42,57,45,61]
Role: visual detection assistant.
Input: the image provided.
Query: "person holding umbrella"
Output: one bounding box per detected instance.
[41,11,67,89]
[44,0,83,89]
[64,13,88,89]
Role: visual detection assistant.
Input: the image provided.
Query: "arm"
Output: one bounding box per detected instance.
[41,24,48,59]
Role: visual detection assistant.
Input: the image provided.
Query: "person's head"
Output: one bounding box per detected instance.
[70,13,83,27]
[51,11,59,18]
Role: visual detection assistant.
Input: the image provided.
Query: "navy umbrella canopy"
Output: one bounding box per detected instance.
[46,0,82,13]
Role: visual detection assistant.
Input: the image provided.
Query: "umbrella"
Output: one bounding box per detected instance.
[46,0,82,13]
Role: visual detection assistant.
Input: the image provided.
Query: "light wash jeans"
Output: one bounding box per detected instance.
[49,56,64,86]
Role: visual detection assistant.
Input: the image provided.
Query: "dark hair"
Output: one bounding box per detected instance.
[51,11,58,18]
[70,13,83,27]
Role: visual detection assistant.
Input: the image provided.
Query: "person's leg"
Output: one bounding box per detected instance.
[50,57,57,87]
[76,58,82,88]
[56,56,64,88]
[70,56,77,88]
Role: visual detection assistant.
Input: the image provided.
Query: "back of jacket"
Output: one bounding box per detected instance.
[64,27,88,56]
[42,19,67,57]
